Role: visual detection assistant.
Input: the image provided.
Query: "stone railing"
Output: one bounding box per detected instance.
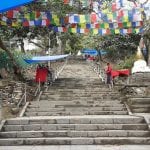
[88,61,105,82]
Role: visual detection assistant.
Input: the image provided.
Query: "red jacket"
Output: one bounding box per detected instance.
[106,65,112,75]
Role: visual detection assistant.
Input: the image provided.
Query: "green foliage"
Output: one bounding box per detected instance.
[116,55,136,69]
[0,50,12,70]
[98,34,141,62]
[13,51,32,68]
[60,32,83,54]
[0,0,149,66]
[0,50,32,70]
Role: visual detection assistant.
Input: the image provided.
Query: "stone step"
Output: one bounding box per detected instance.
[50,87,110,90]
[3,124,148,132]
[51,85,107,89]
[28,103,125,108]
[131,104,150,108]
[40,97,121,104]
[128,98,150,104]
[46,90,117,93]
[0,130,149,138]
[40,95,120,99]
[24,110,128,116]
[43,92,120,95]
[26,106,126,112]
[30,100,123,105]
[131,108,150,113]
[26,107,66,112]
[0,137,150,145]
[5,116,146,125]
[87,111,128,115]
[41,92,120,96]
[52,82,103,85]
[39,97,122,102]
[43,91,119,94]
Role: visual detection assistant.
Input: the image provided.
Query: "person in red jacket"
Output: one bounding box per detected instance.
[105,63,113,89]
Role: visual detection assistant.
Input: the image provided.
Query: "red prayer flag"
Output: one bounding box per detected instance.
[106,29,110,35]
[127,28,132,34]
[23,21,29,26]
[71,23,76,28]
[64,16,69,24]
[63,27,67,32]
[64,0,69,4]
[112,3,116,12]
[85,29,89,33]
[118,23,123,28]
[91,13,97,23]
[7,10,13,18]
[46,19,50,26]
[36,11,41,18]
[95,23,100,28]
[118,10,124,17]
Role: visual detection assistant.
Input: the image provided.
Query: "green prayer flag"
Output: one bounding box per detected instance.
[100,23,105,28]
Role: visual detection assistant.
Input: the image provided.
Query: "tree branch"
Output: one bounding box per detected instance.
[28,40,45,49]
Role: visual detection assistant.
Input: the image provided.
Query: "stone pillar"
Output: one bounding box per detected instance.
[0,97,2,121]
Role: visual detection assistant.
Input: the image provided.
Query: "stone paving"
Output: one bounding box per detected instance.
[0,145,150,150]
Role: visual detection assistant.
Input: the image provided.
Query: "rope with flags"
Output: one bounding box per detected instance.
[0,0,149,35]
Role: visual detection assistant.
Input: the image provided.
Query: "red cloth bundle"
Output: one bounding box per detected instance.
[111,69,130,78]
[35,67,48,83]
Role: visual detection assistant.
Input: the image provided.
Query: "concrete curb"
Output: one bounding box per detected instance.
[19,102,30,117]
[124,102,133,115]
[0,120,6,132]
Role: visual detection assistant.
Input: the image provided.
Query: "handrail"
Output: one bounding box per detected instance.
[17,83,27,108]
[89,61,105,82]
[34,79,41,96]
[55,58,68,79]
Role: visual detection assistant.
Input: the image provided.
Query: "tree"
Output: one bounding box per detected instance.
[0,0,149,78]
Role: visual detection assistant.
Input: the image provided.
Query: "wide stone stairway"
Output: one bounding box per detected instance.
[0,60,150,145]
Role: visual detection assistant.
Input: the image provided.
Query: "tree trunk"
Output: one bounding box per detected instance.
[143,32,150,66]
[0,38,17,66]
[20,38,25,53]
[0,37,21,77]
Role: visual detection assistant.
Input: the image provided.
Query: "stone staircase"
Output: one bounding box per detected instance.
[127,97,150,113]
[126,72,150,114]
[24,78,127,116]
[0,60,150,145]
[129,72,150,85]
[0,115,150,145]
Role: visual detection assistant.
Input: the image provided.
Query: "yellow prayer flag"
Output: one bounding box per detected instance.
[53,15,60,25]
[71,28,76,33]
[80,23,86,28]
[0,21,7,26]
[12,22,18,27]
[104,23,109,29]
[107,14,113,20]
[115,29,120,34]
[140,8,144,12]
[123,16,129,22]
[93,29,98,35]
[127,22,131,27]
[135,28,139,33]
[102,8,109,14]
[24,13,30,20]
[80,15,86,23]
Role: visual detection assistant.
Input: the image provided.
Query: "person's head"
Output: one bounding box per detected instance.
[38,64,41,68]
[107,63,110,66]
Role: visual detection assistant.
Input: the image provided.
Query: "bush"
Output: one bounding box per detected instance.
[116,55,136,69]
